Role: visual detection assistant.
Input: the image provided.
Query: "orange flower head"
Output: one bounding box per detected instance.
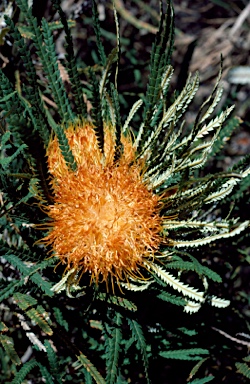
[43,121,163,287]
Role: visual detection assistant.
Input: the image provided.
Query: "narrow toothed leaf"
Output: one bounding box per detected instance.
[123,99,143,133]
[210,296,230,308]
[148,264,205,302]
[172,221,249,248]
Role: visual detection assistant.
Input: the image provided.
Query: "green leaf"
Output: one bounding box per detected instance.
[160,348,209,361]
[44,340,63,383]
[0,280,24,303]
[0,322,8,332]
[53,307,69,331]
[141,0,174,146]
[110,83,122,162]
[17,20,76,39]
[26,308,53,335]
[0,335,21,365]
[88,68,104,153]
[4,254,54,296]
[13,292,37,310]
[74,353,106,384]
[11,360,38,384]
[99,47,118,98]
[92,0,106,66]
[0,91,17,103]
[51,0,87,117]
[28,272,54,296]
[156,291,186,306]
[0,132,27,168]
[188,377,214,384]
[188,358,210,381]
[127,318,150,384]
[96,293,137,311]
[209,116,240,158]
[84,369,93,384]
[37,362,55,384]
[235,362,250,379]
[40,18,74,122]
[105,313,122,384]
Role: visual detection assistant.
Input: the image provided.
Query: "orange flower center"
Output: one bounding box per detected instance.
[43,122,163,286]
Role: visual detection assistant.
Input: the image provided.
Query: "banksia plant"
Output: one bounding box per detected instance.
[0,0,249,383]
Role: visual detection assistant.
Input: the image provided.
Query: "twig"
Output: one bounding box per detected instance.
[113,0,157,34]
[229,2,250,37]
[212,327,250,347]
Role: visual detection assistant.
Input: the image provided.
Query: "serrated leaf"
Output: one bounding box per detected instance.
[99,47,118,98]
[105,313,122,384]
[188,376,214,384]
[149,263,205,302]
[127,318,150,384]
[44,339,62,383]
[26,308,53,335]
[172,221,249,247]
[74,353,106,384]
[188,357,209,381]
[13,292,37,310]
[29,272,54,296]
[156,291,186,306]
[235,362,250,379]
[96,293,137,311]
[123,99,143,133]
[160,348,209,361]
[196,106,234,139]
[53,307,69,331]
[37,362,55,384]
[11,359,38,384]
[0,321,8,332]
[0,334,21,365]
[120,280,153,291]
[210,296,230,308]
[184,301,202,314]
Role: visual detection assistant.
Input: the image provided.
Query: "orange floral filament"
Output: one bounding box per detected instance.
[42,121,163,286]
